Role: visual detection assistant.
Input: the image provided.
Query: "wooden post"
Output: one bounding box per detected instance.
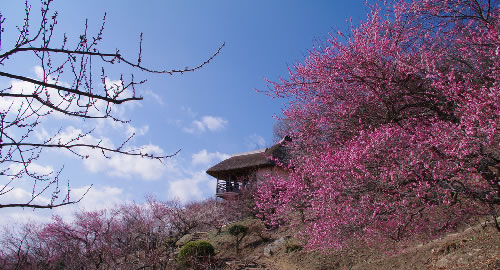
[216,178,220,200]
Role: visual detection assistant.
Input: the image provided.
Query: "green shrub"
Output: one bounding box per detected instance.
[177,240,215,269]
[228,224,248,255]
[196,241,215,255]
[285,244,303,253]
[228,224,248,236]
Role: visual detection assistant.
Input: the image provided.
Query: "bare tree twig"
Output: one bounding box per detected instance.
[0,0,222,209]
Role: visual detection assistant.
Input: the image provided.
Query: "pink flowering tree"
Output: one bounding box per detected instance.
[0,196,248,268]
[256,0,499,250]
[37,212,120,269]
[0,223,40,269]
[188,198,247,234]
[0,212,120,269]
[0,198,196,269]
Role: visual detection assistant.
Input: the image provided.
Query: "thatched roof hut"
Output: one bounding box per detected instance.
[206,136,291,182]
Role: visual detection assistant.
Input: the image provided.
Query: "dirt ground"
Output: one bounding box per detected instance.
[202,218,499,270]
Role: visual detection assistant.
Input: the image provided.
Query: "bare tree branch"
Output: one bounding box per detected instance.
[0,0,222,209]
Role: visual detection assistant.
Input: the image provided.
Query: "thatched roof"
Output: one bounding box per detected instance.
[206,137,290,180]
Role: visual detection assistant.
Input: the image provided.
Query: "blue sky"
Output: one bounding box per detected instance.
[0,0,366,224]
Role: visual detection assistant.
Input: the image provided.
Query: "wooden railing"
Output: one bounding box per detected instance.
[216,180,241,195]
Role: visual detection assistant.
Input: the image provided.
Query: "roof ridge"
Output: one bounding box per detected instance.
[231,148,266,157]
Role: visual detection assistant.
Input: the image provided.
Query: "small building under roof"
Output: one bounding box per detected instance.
[206,136,290,199]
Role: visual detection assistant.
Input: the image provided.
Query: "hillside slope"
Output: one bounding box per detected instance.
[194,218,499,270]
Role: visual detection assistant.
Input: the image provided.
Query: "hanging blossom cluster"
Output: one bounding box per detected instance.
[255,0,499,250]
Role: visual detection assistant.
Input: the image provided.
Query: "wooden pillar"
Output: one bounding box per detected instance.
[216,178,220,200]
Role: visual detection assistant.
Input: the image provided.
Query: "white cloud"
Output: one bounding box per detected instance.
[50,185,127,222]
[0,186,51,206]
[192,149,229,166]
[183,115,228,134]
[167,171,214,203]
[104,144,166,180]
[246,134,266,150]
[202,116,228,131]
[70,185,124,211]
[160,149,226,203]
[81,143,168,181]
[1,66,166,182]
[181,106,197,118]
[8,162,54,177]
[40,126,169,180]
[100,77,141,117]
[142,89,165,106]
[0,186,51,226]
[0,66,84,120]
[0,186,53,225]
[126,124,149,137]
[0,185,128,226]
[0,210,52,228]
[0,67,140,120]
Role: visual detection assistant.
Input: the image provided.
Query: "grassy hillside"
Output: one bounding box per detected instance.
[187,218,499,270]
